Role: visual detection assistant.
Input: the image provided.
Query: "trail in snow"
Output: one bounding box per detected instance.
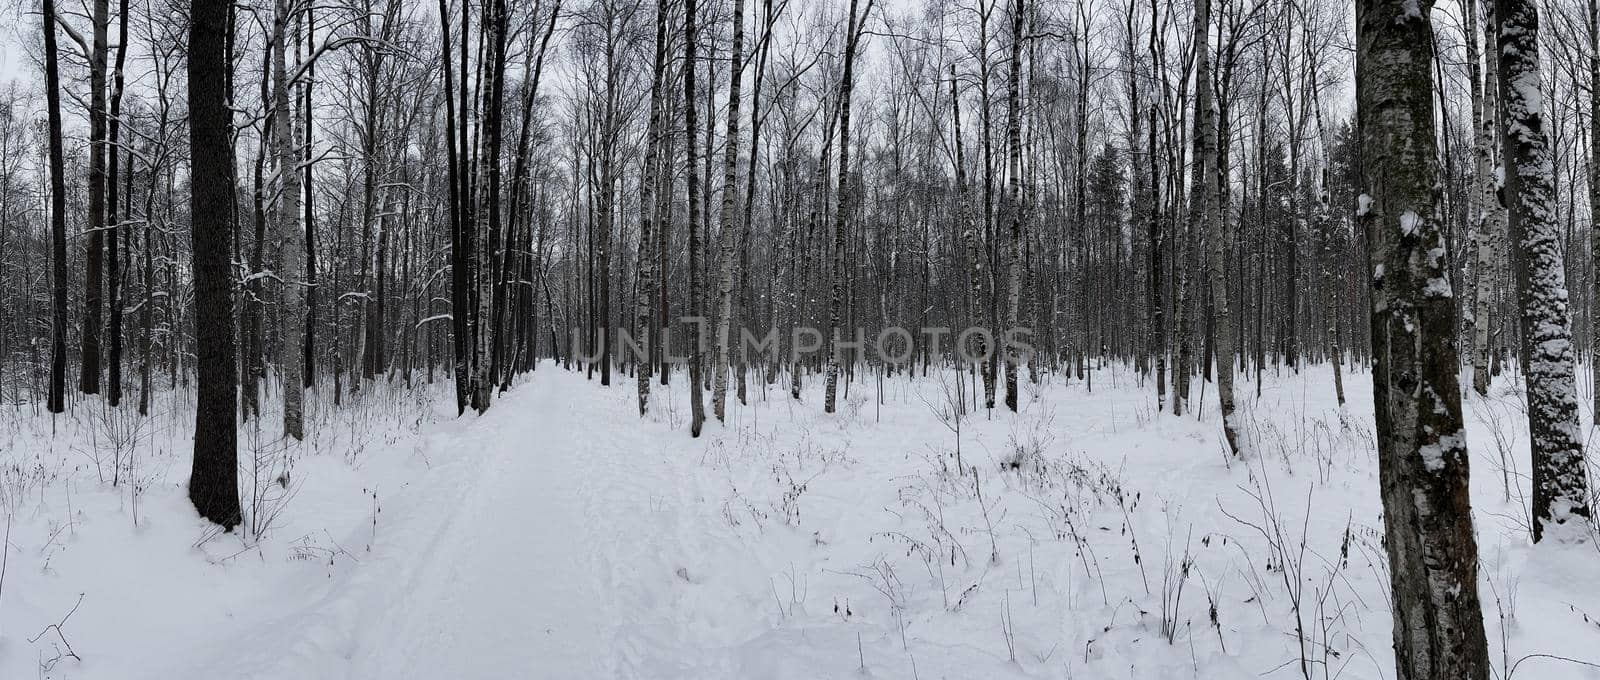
[342,376,612,678]
[316,370,734,680]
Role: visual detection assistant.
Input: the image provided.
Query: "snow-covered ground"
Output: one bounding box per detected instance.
[3,361,1600,679]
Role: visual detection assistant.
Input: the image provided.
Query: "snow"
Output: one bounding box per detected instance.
[1511,72,1544,117]
[3,363,1600,679]
[1398,0,1422,22]
[1399,210,1421,236]
[1417,430,1464,472]
[1423,276,1453,297]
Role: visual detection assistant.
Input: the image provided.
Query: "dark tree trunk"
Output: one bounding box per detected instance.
[44,0,68,414]
[685,0,706,435]
[304,4,317,389]
[105,0,129,407]
[187,0,243,529]
[80,0,110,395]
[440,0,468,415]
[823,0,867,414]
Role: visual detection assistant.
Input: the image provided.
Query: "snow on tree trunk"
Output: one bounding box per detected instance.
[1495,0,1594,543]
[473,0,509,410]
[1356,0,1491,676]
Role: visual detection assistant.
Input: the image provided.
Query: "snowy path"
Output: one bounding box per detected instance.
[332,373,733,680]
[342,378,612,677]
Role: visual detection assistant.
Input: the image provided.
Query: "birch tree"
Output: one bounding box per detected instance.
[636,0,669,416]
[685,0,707,435]
[1193,0,1238,453]
[823,0,870,414]
[1001,0,1024,413]
[712,0,747,422]
[274,0,307,439]
[1495,0,1594,543]
[1470,0,1498,397]
[1356,0,1490,674]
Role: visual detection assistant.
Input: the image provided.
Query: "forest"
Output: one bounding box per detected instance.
[0,0,1599,676]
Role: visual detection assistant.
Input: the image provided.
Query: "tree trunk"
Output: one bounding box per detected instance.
[187,0,243,528]
[106,0,129,407]
[440,0,467,415]
[274,0,306,439]
[685,0,707,435]
[712,0,746,422]
[636,0,666,415]
[1356,0,1490,675]
[1471,0,1498,397]
[1496,0,1594,543]
[304,4,317,390]
[79,0,110,395]
[44,0,67,415]
[1193,0,1237,453]
[1588,0,1600,415]
[1002,0,1024,413]
[824,0,866,415]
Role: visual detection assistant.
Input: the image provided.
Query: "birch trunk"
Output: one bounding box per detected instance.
[823,0,866,415]
[1193,0,1237,453]
[636,0,667,415]
[1356,0,1491,674]
[1471,0,1498,396]
[685,0,707,435]
[712,0,746,422]
[273,0,305,439]
[952,64,991,409]
[1495,0,1594,542]
[1002,0,1024,413]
